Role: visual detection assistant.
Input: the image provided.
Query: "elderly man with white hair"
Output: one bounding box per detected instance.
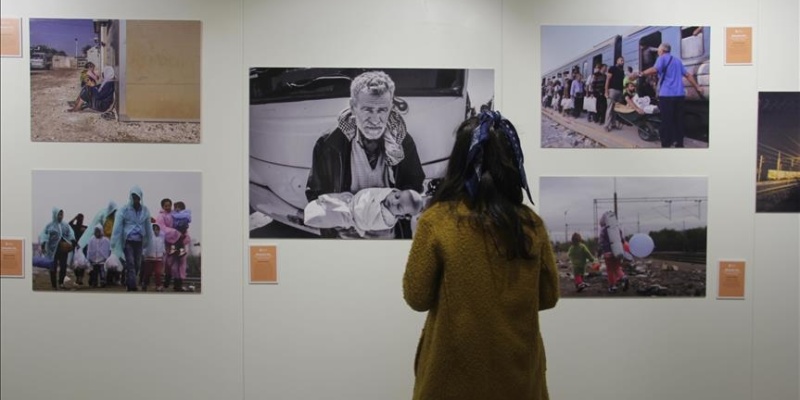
[306,71,425,239]
[641,43,704,148]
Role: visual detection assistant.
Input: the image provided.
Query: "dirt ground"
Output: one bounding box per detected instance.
[31,266,202,294]
[30,69,200,143]
[557,253,706,298]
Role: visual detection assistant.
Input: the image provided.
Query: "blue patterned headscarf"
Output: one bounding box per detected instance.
[464,110,533,204]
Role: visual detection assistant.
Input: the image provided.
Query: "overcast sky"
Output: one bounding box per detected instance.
[32,170,202,243]
[540,25,633,74]
[539,176,707,241]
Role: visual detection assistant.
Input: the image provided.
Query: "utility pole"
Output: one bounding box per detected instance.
[757,155,763,181]
[564,210,569,244]
[666,200,672,220]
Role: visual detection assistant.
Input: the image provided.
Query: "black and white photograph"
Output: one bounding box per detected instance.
[29,18,201,143]
[249,68,494,239]
[756,91,800,213]
[539,176,708,298]
[540,25,710,149]
[32,170,202,293]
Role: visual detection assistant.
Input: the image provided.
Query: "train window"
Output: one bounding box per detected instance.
[582,61,588,77]
[639,32,661,70]
[592,54,602,70]
[681,26,704,59]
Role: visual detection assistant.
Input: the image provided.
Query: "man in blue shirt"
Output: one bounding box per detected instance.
[641,43,703,148]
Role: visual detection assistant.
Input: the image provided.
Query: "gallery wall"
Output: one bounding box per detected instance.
[2,1,799,400]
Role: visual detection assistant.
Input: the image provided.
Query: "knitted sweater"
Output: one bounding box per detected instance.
[403,201,559,400]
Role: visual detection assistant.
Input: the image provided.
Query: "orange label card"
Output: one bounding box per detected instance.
[718,260,745,299]
[0,18,22,57]
[250,245,277,284]
[0,238,24,277]
[725,27,752,65]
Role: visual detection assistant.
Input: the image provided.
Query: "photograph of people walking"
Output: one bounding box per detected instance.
[32,170,202,293]
[29,18,201,143]
[539,176,708,297]
[249,68,494,239]
[540,25,710,148]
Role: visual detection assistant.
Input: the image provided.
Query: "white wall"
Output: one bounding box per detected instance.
[2,1,798,400]
[0,1,244,400]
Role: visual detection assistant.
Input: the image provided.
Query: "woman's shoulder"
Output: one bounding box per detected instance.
[417,201,463,225]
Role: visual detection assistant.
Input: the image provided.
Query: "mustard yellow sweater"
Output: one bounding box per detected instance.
[404,201,559,400]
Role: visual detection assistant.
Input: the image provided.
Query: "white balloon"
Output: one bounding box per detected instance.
[629,233,655,258]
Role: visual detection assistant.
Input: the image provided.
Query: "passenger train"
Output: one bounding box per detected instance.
[542,26,710,141]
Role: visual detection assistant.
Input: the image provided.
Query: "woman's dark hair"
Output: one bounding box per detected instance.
[571,232,582,245]
[430,116,537,260]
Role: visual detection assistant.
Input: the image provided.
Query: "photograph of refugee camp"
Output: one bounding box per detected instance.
[29,18,201,143]
[540,26,710,149]
[32,170,202,293]
[539,176,708,297]
[755,92,800,213]
[249,68,494,239]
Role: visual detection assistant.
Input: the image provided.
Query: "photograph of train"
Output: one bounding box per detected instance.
[249,68,494,239]
[756,92,800,213]
[539,176,708,298]
[541,25,710,149]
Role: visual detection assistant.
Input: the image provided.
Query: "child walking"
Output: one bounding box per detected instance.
[567,232,595,292]
[142,224,166,292]
[86,224,110,288]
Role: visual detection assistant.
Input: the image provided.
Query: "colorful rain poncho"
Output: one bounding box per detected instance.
[77,200,118,250]
[38,207,76,260]
[110,186,153,260]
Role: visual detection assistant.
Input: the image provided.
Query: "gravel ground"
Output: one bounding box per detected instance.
[31,69,200,143]
[541,114,602,148]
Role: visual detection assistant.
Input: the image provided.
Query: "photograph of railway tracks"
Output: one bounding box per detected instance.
[756,92,800,213]
[539,177,708,298]
[540,26,710,149]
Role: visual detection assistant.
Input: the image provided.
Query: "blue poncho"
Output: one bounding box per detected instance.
[38,207,76,260]
[110,186,153,260]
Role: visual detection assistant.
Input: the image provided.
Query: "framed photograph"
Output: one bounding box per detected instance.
[29,18,201,143]
[540,25,710,148]
[32,170,202,293]
[756,92,800,213]
[539,176,708,298]
[249,67,494,239]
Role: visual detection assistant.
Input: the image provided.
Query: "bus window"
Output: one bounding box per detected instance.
[681,26,704,59]
[592,54,602,70]
[639,31,661,70]
[582,61,588,77]
[250,68,465,104]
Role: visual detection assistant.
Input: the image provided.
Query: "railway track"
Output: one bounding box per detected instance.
[649,252,706,265]
[756,179,800,196]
